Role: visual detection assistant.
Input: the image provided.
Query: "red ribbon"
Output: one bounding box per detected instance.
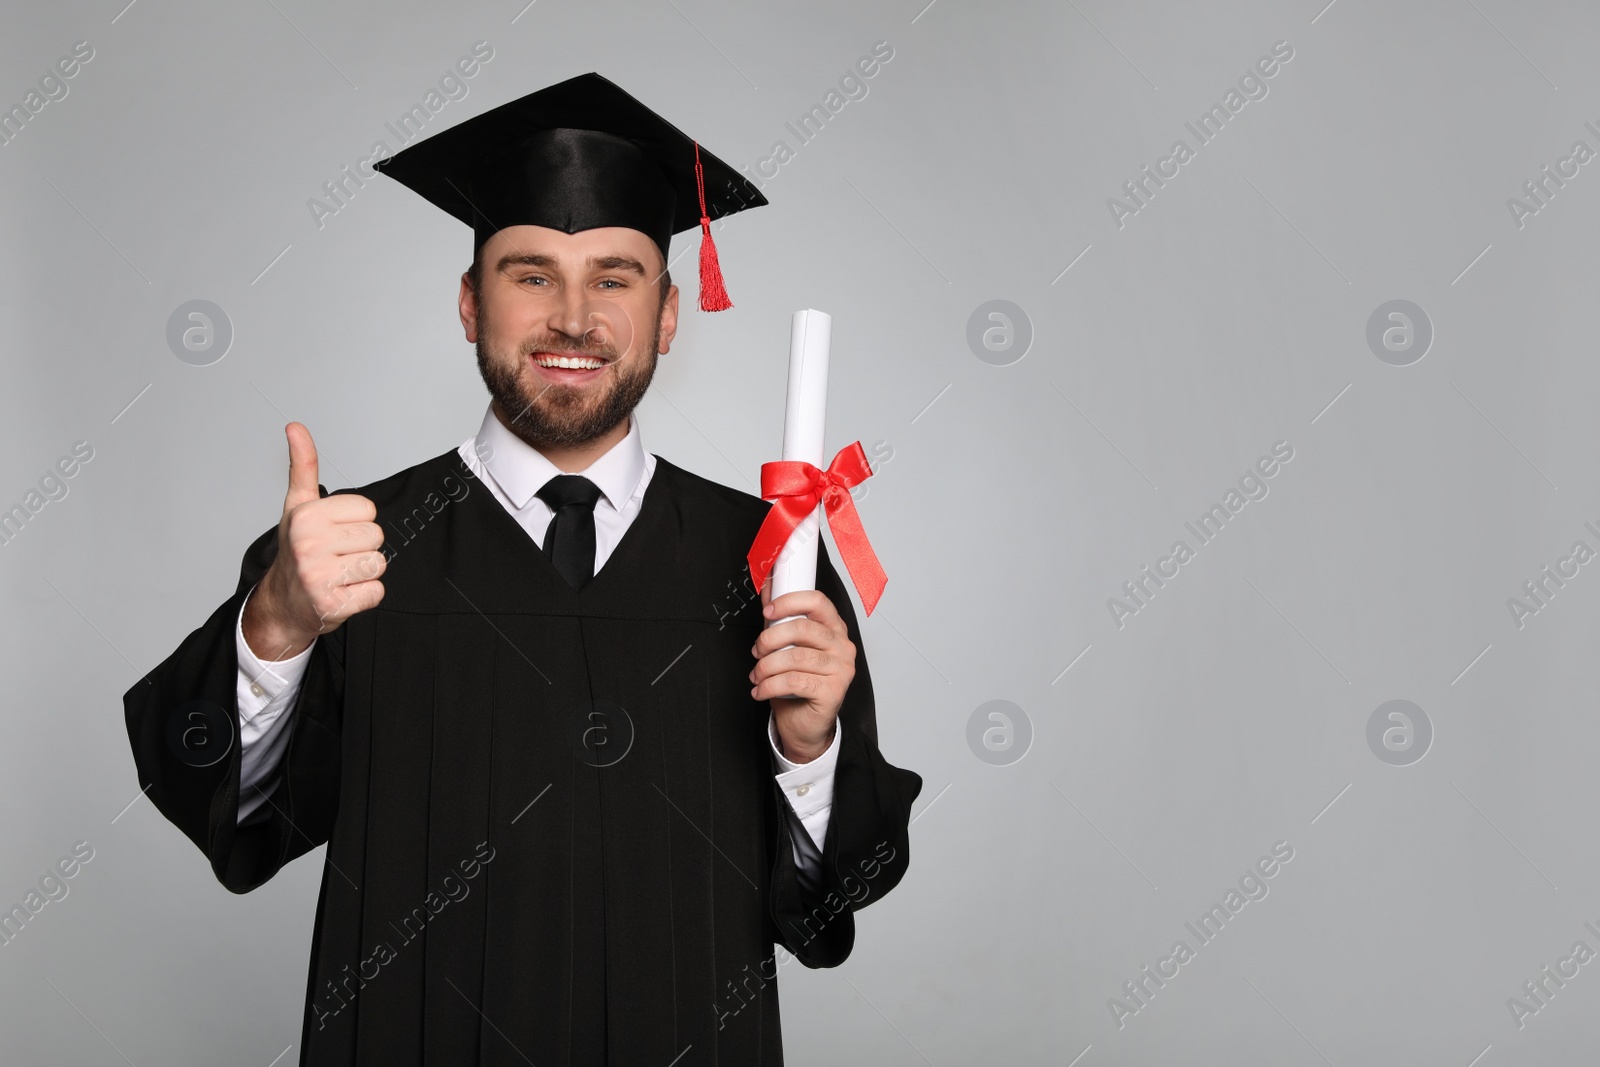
[746,441,887,616]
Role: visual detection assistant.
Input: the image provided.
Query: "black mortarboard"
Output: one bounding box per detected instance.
[373,72,765,310]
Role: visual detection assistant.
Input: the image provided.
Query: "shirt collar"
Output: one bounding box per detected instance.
[474,402,646,513]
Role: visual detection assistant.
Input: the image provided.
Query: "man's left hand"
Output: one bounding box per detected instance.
[750,579,854,763]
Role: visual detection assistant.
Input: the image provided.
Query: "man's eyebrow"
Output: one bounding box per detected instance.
[587,254,646,275]
[496,253,555,272]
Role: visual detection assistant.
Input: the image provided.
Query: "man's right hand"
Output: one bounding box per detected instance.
[241,422,387,662]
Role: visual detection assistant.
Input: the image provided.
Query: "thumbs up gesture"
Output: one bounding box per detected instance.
[241,423,386,661]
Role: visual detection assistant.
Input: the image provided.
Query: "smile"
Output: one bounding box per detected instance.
[528,351,608,377]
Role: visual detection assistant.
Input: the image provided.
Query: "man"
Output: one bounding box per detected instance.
[123,73,922,1065]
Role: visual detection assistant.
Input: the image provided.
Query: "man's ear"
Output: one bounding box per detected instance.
[458,272,480,343]
[657,283,680,355]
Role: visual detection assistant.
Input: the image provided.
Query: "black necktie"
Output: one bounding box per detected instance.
[538,473,608,1056]
[535,474,604,590]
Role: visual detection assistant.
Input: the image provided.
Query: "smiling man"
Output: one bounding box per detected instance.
[123,73,922,1066]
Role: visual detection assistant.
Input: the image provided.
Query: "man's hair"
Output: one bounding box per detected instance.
[467,248,671,305]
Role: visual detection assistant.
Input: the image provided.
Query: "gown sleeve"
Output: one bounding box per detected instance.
[122,489,348,894]
[766,538,924,968]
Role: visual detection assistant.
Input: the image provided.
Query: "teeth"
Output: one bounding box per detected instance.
[535,355,605,370]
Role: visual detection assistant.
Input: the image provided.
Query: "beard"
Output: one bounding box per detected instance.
[476,301,662,451]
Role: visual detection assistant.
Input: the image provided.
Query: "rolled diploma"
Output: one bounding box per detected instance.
[768,309,831,633]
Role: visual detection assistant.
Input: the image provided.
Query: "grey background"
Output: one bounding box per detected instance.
[3,0,1597,1063]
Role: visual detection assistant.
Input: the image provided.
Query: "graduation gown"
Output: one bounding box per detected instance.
[123,445,923,1066]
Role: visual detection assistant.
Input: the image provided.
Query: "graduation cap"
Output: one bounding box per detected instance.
[373,72,765,311]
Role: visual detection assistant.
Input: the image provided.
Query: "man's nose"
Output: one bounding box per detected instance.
[545,290,588,341]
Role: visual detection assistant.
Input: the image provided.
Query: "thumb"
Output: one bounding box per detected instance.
[284,422,320,513]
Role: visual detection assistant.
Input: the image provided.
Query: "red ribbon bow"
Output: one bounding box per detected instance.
[746,441,887,616]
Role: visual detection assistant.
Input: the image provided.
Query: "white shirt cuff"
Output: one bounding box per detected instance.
[236,584,315,822]
[769,714,840,847]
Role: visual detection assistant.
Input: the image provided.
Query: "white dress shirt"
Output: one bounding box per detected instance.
[234,404,840,880]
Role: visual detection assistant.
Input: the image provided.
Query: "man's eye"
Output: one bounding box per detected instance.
[597,279,624,290]
[519,275,548,286]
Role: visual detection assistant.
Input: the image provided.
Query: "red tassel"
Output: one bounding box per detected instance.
[694,141,732,311]
[698,220,732,312]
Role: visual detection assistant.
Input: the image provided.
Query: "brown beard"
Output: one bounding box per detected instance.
[475,302,662,451]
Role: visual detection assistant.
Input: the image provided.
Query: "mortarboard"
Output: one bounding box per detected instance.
[373,72,766,311]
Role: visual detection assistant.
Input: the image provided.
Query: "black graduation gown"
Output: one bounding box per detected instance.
[123,445,923,1066]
